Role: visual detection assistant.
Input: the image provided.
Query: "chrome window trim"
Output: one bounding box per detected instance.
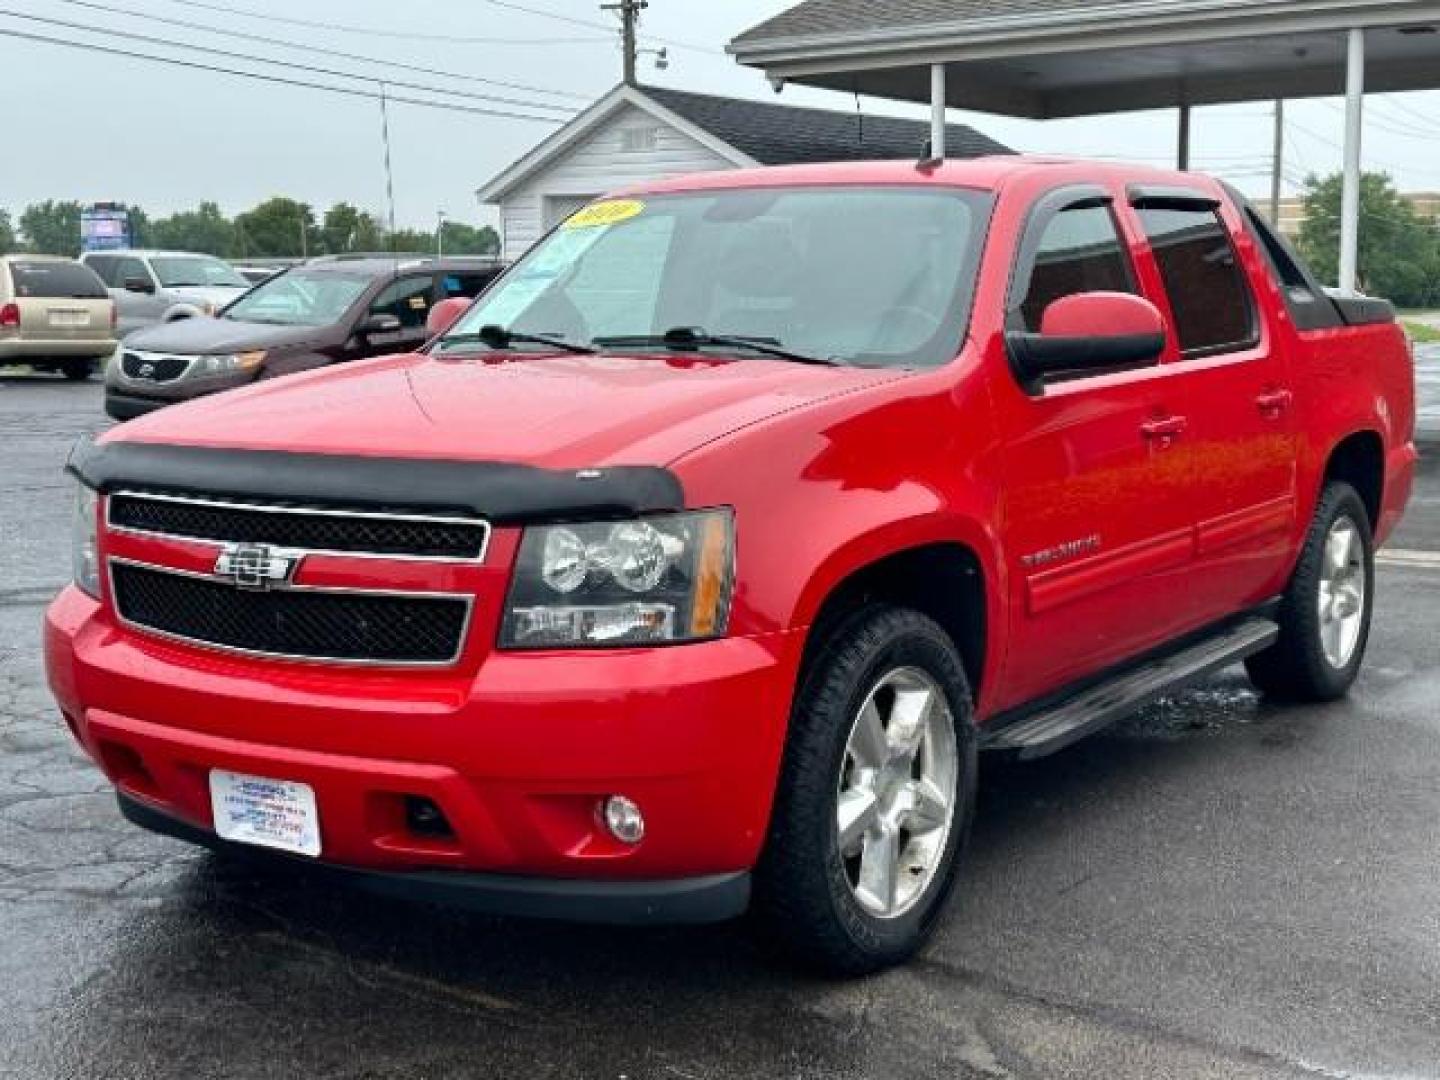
[106,556,475,668]
[105,489,492,564]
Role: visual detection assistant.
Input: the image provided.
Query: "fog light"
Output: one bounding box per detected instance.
[601,795,645,844]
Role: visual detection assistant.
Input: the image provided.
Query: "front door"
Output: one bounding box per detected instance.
[992,186,1200,709]
[352,274,438,360]
[1127,193,1298,624]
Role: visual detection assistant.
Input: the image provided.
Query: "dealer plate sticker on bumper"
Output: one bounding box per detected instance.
[209,769,321,857]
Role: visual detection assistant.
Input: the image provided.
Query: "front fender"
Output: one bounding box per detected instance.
[671,365,1008,693]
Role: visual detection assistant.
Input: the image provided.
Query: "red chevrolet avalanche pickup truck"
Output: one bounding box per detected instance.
[44,159,1416,974]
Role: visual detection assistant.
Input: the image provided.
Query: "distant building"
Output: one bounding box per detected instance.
[1270,192,1440,237]
[476,82,1012,261]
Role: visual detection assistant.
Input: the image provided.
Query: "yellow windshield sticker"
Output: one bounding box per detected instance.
[562,199,645,230]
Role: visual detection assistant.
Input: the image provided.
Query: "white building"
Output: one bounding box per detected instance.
[476,82,1010,261]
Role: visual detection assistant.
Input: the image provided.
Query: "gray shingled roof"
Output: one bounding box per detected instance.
[732,0,1093,45]
[641,85,1012,164]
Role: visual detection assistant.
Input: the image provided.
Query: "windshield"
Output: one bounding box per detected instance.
[443,186,992,368]
[223,271,370,327]
[150,255,248,289]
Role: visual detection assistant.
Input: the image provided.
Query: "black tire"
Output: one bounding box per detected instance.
[752,605,977,976]
[60,359,94,381]
[1245,481,1375,702]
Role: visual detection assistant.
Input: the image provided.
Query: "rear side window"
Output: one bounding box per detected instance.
[8,260,108,299]
[1237,202,1342,330]
[1017,204,1135,331]
[1137,207,1257,356]
[441,270,500,298]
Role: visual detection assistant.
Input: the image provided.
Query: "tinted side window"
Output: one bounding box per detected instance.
[85,255,119,287]
[1138,207,1256,355]
[1018,204,1135,331]
[369,276,433,328]
[440,270,500,298]
[1238,204,1343,330]
[113,257,151,287]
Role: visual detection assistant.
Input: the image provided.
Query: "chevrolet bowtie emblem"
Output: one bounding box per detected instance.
[214,543,300,591]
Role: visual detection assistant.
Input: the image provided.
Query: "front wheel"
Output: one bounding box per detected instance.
[1246,481,1375,702]
[752,606,976,976]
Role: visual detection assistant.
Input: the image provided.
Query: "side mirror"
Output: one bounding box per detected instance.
[1005,292,1166,393]
[357,312,403,335]
[426,296,471,338]
[123,276,155,295]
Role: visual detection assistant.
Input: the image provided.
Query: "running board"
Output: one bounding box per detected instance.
[981,617,1279,760]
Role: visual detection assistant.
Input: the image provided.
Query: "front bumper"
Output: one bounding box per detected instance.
[104,389,171,420]
[45,586,800,912]
[119,792,750,924]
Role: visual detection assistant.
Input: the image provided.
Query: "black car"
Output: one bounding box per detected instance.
[104,255,505,420]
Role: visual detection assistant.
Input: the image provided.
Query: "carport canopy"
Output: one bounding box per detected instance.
[729,0,1440,294]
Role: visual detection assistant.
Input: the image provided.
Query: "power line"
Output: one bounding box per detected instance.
[0,8,577,116]
[52,0,595,101]
[1288,119,1440,180]
[0,24,569,123]
[162,0,608,47]
[477,0,719,53]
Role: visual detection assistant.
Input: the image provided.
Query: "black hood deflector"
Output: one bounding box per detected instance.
[67,437,685,524]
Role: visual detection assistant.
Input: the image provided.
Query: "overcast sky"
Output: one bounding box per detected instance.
[4,0,1440,231]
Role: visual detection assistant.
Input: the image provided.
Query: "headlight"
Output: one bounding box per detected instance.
[199,350,265,375]
[72,483,100,599]
[502,509,734,648]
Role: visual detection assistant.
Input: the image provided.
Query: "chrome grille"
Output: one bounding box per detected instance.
[120,352,192,383]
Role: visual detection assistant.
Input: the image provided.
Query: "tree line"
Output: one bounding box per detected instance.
[1296,171,1440,310]
[0,198,498,261]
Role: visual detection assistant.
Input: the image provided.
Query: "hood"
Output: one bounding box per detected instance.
[170,285,248,304]
[110,350,909,469]
[123,316,322,355]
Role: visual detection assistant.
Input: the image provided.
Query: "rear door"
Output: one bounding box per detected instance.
[7,259,113,344]
[1125,189,1298,623]
[992,185,1200,707]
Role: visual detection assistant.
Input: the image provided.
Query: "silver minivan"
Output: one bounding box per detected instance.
[0,255,117,380]
[79,249,250,337]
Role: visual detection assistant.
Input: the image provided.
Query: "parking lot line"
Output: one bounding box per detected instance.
[1377,548,1440,568]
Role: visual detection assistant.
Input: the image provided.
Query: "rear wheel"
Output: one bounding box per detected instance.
[1245,481,1375,702]
[60,359,94,381]
[752,606,976,975]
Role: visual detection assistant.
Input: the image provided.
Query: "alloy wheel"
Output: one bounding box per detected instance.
[1317,515,1367,669]
[835,666,958,919]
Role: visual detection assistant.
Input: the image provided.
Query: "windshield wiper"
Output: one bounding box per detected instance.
[438,324,597,356]
[593,327,840,366]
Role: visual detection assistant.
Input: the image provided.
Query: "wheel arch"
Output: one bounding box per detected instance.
[1323,429,1384,530]
[797,538,993,709]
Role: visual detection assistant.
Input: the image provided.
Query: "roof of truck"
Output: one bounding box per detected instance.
[621,155,1211,197]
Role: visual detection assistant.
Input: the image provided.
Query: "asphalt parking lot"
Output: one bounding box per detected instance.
[2,370,1438,1080]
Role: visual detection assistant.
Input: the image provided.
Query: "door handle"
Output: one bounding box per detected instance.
[1141,415,1188,440]
[1256,389,1293,416]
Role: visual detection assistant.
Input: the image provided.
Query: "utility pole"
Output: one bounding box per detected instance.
[1270,99,1285,228]
[601,0,647,85]
[436,210,447,258]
